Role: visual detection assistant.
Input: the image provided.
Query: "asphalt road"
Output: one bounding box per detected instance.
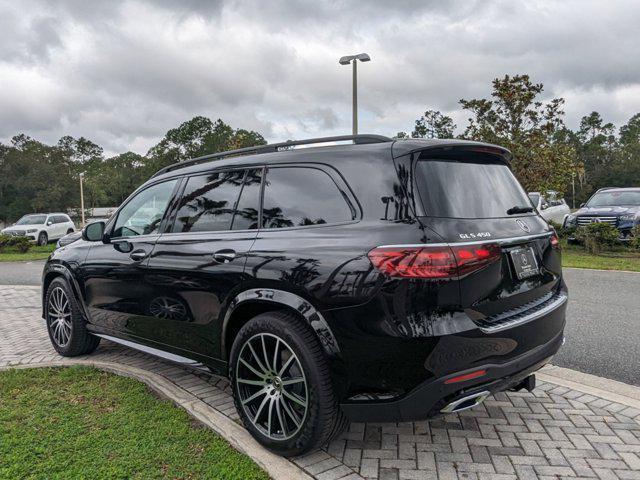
[0,260,44,286]
[0,261,637,385]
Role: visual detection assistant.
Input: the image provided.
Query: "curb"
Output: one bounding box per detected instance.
[564,266,640,275]
[540,364,640,410]
[0,359,313,480]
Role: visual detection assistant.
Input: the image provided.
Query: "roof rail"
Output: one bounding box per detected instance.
[151,134,392,178]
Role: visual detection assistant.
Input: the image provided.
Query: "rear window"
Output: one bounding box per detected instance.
[415,159,532,219]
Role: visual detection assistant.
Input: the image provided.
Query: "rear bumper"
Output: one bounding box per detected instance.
[340,328,564,422]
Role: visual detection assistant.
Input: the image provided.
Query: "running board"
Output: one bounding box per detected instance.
[94,334,209,372]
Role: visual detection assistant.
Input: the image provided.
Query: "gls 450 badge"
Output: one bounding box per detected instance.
[459,232,491,240]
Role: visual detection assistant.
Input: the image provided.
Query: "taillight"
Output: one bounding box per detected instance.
[368,243,501,279]
[550,233,560,249]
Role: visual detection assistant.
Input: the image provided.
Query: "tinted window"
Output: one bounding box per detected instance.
[174,171,245,233]
[231,168,262,230]
[262,167,354,229]
[416,159,532,219]
[112,179,177,237]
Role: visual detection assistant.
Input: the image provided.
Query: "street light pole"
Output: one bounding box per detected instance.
[352,59,357,135]
[339,53,370,136]
[79,172,85,227]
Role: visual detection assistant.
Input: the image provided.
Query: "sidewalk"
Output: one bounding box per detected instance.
[1,285,639,480]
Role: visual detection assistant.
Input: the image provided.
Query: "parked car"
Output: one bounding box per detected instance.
[42,135,567,456]
[564,187,640,239]
[1,213,75,246]
[528,191,571,225]
[56,230,82,249]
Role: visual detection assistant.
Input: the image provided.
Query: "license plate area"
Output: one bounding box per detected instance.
[509,246,539,280]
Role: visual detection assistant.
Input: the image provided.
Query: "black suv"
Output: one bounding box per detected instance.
[42,135,567,456]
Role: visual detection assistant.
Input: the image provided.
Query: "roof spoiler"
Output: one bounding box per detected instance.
[151,134,392,178]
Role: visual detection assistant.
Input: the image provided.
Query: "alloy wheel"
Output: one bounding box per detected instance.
[236,333,309,441]
[47,287,72,347]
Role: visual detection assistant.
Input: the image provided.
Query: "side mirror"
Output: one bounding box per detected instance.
[82,221,106,242]
[47,221,53,226]
[541,203,549,210]
[580,203,586,208]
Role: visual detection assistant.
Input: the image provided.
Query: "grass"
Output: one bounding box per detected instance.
[0,244,55,262]
[0,366,268,480]
[561,239,640,272]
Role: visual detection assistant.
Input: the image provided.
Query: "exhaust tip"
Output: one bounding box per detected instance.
[441,390,490,414]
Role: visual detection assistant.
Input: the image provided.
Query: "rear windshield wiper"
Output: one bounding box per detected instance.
[507,205,535,215]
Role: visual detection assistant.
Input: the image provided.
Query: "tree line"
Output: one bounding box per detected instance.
[397,74,640,206]
[0,117,266,223]
[1,74,639,223]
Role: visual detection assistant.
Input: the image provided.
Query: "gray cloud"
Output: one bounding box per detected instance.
[1,0,639,156]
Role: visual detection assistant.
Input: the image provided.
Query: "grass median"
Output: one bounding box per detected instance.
[561,241,640,272]
[0,244,55,262]
[0,366,268,480]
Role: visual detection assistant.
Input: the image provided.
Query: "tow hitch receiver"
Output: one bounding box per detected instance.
[510,374,536,393]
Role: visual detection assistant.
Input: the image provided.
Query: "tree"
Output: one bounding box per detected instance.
[459,74,579,193]
[147,116,266,166]
[412,110,456,139]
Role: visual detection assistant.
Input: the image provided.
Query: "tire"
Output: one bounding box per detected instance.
[45,277,100,356]
[37,232,48,246]
[229,311,348,456]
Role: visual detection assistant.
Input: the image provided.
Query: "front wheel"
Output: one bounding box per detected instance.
[229,311,347,456]
[45,277,100,356]
[37,232,48,246]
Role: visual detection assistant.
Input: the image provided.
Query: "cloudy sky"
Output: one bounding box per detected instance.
[1,0,639,157]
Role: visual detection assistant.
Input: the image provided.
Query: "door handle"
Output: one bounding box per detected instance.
[130,249,148,262]
[213,249,236,263]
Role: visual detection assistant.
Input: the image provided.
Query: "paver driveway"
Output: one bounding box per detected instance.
[1,285,639,480]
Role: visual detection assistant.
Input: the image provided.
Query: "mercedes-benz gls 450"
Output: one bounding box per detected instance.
[42,135,567,456]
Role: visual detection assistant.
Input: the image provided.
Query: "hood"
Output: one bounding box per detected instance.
[576,205,640,216]
[2,227,28,233]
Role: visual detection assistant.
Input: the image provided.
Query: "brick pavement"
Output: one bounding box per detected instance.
[1,285,639,480]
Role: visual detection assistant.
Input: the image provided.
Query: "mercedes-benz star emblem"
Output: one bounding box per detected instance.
[516,219,530,233]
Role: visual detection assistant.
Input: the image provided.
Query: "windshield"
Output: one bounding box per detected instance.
[415,159,533,218]
[586,191,640,207]
[15,215,47,225]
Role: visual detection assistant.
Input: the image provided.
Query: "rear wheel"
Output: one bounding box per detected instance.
[66,228,74,234]
[45,277,100,356]
[37,232,48,246]
[229,311,347,456]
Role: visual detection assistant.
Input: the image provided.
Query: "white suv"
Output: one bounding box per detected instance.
[528,191,571,225]
[1,213,76,246]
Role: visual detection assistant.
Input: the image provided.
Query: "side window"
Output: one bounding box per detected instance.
[112,179,178,238]
[231,168,262,230]
[261,167,355,229]
[173,170,245,233]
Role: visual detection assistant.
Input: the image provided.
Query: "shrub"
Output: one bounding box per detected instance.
[10,236,32,253]
[574,223,619,254]
[0,234,10,253]
[547,220,576,239]
[631,225,640,250]
[0,235,32,254]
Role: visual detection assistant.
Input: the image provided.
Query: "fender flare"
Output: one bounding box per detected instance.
[42,263,89,321]
[222,288,341,359]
